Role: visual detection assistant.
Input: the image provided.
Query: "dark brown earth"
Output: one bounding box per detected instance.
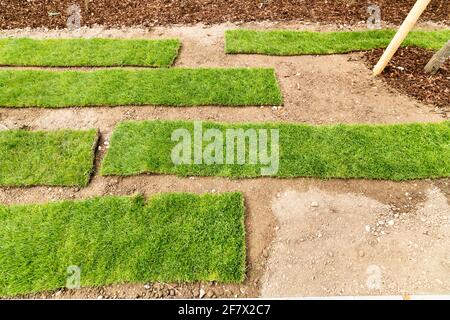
[0,0,448,30]
[364,47,450,110]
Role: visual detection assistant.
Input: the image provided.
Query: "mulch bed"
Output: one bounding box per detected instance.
[0,0,448,29]
[364,47,450,110]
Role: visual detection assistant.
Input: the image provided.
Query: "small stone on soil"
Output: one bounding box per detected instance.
[311,201,319,207]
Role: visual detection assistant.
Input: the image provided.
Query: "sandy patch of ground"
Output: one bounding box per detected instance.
[263,187,450,297]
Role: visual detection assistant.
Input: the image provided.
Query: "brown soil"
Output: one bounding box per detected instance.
[364,47,450,111]
[263,187,450,297]
[0,0,449,30]
[0,24,449,299]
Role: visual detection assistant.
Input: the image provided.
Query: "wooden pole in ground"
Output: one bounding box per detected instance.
[424,41,450,74]
[373,0,431,76]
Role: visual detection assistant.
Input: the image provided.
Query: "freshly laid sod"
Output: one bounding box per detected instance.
[0,68,282,108]
[225,29,450,55]
[101,120,450,181]
[0,38,180,67]
[0,192,245,296]
[0,129,98,186]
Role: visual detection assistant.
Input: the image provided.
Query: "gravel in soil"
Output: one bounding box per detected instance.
[364,47,450,112]
[0,0,448,30]
[263,186,450,297]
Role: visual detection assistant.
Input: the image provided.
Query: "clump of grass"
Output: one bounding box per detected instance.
[225,29,450,55]
[0,192,246,297]
[0,129,98,187]
[0,38,180,67]
[0,68,282,108]
[101,120,450,181]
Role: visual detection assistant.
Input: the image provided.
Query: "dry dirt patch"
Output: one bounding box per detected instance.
[263,187,450,297]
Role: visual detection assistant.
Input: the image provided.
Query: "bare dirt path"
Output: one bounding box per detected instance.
[265,187,450,297]
[0,23,449,299]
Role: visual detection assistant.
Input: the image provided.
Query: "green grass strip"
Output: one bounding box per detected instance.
[0,38,180,67]
[0,68,282,108]
[101,120,450,181]
[0,129,98,187]
[0,192,245,297]
[225,29,450,55]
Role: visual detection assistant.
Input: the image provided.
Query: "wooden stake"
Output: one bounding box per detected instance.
[424,41,450,74]
[373,0,431,76]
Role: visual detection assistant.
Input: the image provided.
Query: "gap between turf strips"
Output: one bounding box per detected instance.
[225,29,450,55]
[101,120,450,181]
[0,38,181,67]
[0,129,98,187]
[0,68,282,108]
[0,192,245,297]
